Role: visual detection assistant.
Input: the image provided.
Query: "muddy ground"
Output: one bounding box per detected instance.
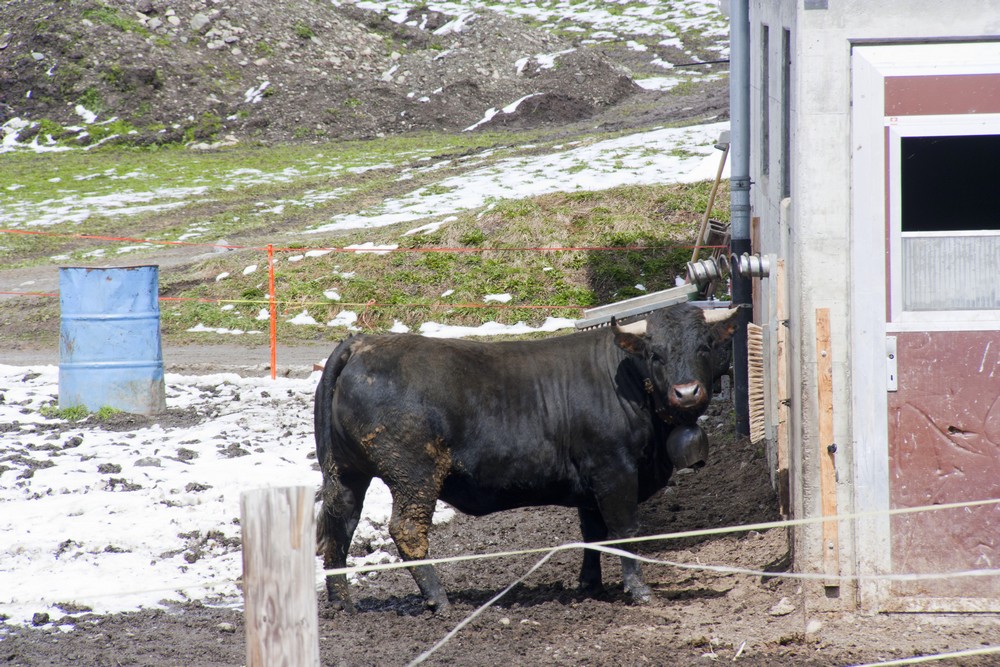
[2,386,999,667]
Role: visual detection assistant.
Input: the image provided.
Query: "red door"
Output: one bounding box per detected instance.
[884,110,1000,602]
[888,332,1000,598]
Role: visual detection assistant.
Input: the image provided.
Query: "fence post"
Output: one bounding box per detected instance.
[267,244,277,380]
[241,486,320,667]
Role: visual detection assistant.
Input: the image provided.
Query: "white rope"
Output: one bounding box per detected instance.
[13,497,1000,613]
[402,540,1000,666]
[389,497,1000,667]
[407,548,565,666]
[323,496,1000,580]
[849,646,1000,666]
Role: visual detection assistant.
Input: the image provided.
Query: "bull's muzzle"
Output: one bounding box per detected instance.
[665,424,709,470]
[668,381,707,410]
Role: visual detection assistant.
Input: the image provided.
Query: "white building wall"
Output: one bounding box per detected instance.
[746,0,1000,607]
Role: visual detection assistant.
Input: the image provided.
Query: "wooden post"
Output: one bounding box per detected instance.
[241,486,320,667]
[815,308,840,579]
[267,244,277,380]
[774,260,790,517]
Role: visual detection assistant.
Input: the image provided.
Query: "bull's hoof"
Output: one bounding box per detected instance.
[326,597,357,614]
[325,587,357,613]
[325,575,357,613]
[425,597,451,616]
[578,580,605,598]
[625,583,653,605]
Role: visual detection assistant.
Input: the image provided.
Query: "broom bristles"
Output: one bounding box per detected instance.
[747,322,766,444]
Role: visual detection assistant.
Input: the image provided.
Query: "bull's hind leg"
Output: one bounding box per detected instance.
[316,472,371,613]
[577,506,607,595]
[388,489,449,613]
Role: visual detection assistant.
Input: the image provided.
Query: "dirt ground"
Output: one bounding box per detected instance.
[2,383,999,667]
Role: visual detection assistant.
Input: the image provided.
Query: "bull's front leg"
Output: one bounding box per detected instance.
[596,492,653,604]
[388,494,450,614]
[619,546,653,604]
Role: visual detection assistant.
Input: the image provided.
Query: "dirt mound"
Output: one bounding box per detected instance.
[0,0,643,145]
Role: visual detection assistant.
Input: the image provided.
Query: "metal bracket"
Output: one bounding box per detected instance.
[886,336,898,392]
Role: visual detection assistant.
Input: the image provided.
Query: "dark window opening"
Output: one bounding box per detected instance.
[901,134,1000,232]
[760,25,770,176]
[780,29,791,198]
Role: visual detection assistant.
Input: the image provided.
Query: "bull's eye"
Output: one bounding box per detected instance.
[697,343,713,357]
[650,352,665,366]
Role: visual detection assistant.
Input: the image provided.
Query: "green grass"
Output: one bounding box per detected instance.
[82,5,149,35]
[94,406,124,420]
[0,127,730,345]
[39,404,124,420]
[40,404,89,420]
[292,22,315,39]
[0,130,545,265]
[0,130,531,209]
[156,178,728,340]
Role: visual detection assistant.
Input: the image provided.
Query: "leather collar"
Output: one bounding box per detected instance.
[636,358,676,425]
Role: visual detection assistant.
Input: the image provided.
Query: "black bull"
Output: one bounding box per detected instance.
[314,302,739,613]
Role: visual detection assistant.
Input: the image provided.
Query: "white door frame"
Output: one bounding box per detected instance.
[851,42,1000,611]
[850,45,892,610]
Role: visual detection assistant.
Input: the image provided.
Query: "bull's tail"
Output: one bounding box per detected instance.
[314,336,365,611]
[314,336,356,555]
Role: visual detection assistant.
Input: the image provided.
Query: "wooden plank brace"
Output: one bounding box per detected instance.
[816,308,840,581]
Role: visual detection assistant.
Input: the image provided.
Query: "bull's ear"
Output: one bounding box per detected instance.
[611,316,648,356]
[707,307,743,346]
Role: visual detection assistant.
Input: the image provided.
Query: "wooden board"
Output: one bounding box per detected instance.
[815,308,839,578]
[574,284,697,329]
[774,260,789,517]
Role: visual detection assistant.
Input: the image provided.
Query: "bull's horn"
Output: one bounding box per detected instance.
[702,307,739,323]
[613,319,647,334]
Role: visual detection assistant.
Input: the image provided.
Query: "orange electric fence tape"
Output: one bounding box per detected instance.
[1,228,729,377]
[267,244,277,379]
[0,227,727,254]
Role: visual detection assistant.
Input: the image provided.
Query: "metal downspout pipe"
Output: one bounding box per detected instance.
[729,0,752,436]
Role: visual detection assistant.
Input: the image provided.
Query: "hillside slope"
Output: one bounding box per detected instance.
[0,0,727,146]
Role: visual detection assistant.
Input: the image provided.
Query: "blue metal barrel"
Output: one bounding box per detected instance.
[59,265,166,415]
